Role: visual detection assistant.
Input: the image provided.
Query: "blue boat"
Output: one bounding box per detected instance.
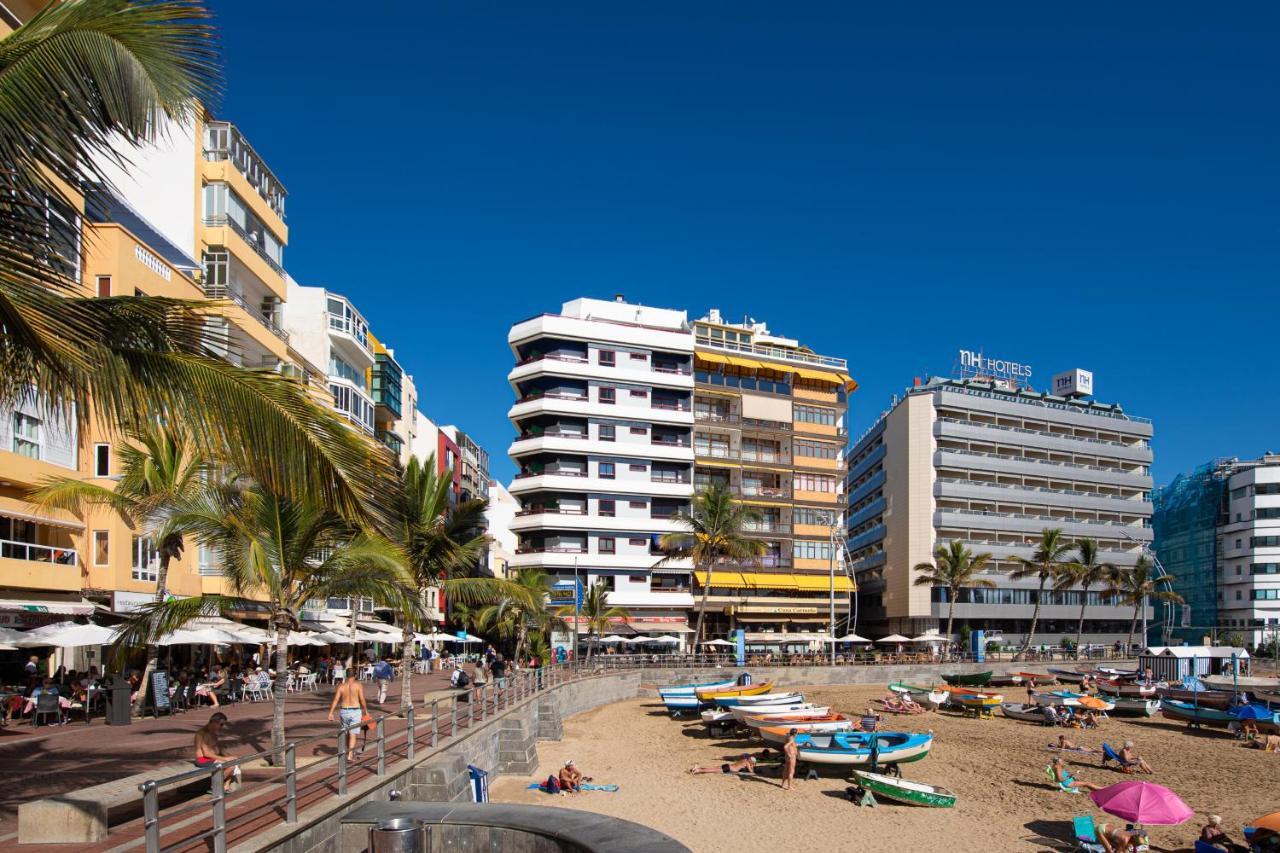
[793,731,933,766]
[1159,700,1238,728]
[712,691,804,709]
[658,677,741,714]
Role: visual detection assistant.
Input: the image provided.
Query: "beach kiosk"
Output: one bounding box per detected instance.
[1138,645,1250,683]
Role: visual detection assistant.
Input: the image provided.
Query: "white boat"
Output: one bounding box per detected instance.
[1110,697,1160,717]
[757,718,858,742]
[699,703,816,726]
[734,705,832,726]
[1202,675,1280,690]
[713,691,805,707]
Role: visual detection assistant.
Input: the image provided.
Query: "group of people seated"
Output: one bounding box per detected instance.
[1200,814,1280,853]
[3,664,102,725]
[879,693,926,714]
[1040,703,1101,729]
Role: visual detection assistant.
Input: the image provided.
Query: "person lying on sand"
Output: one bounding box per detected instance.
[1095,821,1148,852]
[1048,734,1099,753]
[1049,756,1106,793]
[689,754,757,775]
[1118,741,1154,774]
[1242,734,1280,753]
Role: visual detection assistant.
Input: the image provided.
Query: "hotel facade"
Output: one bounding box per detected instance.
[505,298,855,646]
[846,368,1154,646]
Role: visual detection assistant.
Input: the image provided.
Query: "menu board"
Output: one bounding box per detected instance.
[151,670,170,711]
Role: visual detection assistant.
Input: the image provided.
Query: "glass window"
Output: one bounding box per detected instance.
[94,444,110,477]
[93,531,110,566]
[629,463,647,471]
[599,462,615,479]
[598,537,615,554]
[12,413,40,459]
[132,537,158,581]
[598,424,615,441]
[630,426,648,435]
[598,350,616,366]
[599,499,615,517]
[599,387,616,405]
[629,389,648,397]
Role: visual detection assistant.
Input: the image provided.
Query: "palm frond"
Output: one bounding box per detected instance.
[109,592,243,665]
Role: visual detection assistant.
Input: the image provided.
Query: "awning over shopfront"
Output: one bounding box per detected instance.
[0,595,94,616]
[694,352,730,367]
[626,621,694,634]
[0,495,82,530]
[694,570,747,588]
[694,572,854,593]
[743,632,834,643]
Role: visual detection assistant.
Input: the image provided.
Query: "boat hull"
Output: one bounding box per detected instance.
[1098,681,1157,698]
[987,674,1024,687]
[1048,669,1086,684]
[941,671,992,687]
[755,717,855,738]
[1159,700,1237,727]
[735,706,832,725]
[1015,672,1057,685]
[696,682,772,701]
[853,770,956,808]
[1031,690,1087,707]
[794,732,933,766]
[1000,702,1051,723]
[712,691,803,708]
[1154,687,1236,709]
[1110,698,1160,717]
[659,679,736,698]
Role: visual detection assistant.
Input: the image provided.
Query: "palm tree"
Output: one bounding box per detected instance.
[912,540,995,643]
[387,455,524,710]
[658,486,766,644]
[114,484,417,753]
[0,0,398,529]
[477,568,563,667]
[29,422,210,712]
[1108,556,1182,652]
[558,581,627,660]
[1054,539,1117,659]
[1009,528,1074,661]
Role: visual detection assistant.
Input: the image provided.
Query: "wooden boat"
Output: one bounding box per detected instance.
[1000,702,1053,723]
[987,673,1024,687]
[701,703,817,726]
[1202,675,1280,690]
[888,682,935,697]
[1154,686,1237,710]
[949,692,1003,717]
[696,682,772,701]
[853,770,957,808]
[1110,698,1160,717]
[1031,690,1088,707]
[1255,689,1280,707]
[1159,699,1238,728]
[1048,668,1087,684]
[733,705,831,725]
[1097,680,1157,698]
[659,678,738,699]
[711,691,803,708]
[941,671,992,687]
[889,684,949,710]
[1016,672,1057,685]
[749,714,854,735]
[793,731,933,766]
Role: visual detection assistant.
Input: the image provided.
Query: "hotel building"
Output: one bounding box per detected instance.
[689,311,857,641]
[847,370,1154,645]
[506,298,697,641]
[1153,455,1280,648]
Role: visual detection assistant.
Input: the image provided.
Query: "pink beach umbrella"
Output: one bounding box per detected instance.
[1089,781,1193,826]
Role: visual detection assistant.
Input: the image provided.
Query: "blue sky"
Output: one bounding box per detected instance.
[213,1,1278,485]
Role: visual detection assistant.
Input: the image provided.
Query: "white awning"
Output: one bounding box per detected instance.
[0,597,95,616]
[13,621,120,647]
[0,496,83,530]
[626,621,694,634]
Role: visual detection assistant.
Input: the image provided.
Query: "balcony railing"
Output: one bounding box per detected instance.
[652,399,691,411]
[937,447,1146,477]
[938,508,1150,529]
[651,473,692,484]
[202,120,287,217]
[741,485,789,499]
[694,411,792,431]
[203,215,284,276]
[514,468,587,479]
[695,335,847,370]
[652,437,692,448]
[935,476,1147,503]
[517,353,589,366]
[515,545,588,554]
[515,507,587,516]
[516,392,589,404]
[695,447,787,464]
[204,285,290,343]
[652,364,692,375]
[518,429,587,441]
[936,416,1147,451]
[1,539,76,564]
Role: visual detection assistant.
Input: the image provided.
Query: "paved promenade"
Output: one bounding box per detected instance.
[0,668,461,846]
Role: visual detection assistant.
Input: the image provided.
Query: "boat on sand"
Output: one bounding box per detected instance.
[1000,702,1052,723]
[696,682,772,701]
[853,770,957,808]
[1110,697,1160,717]
[792,731,933,765]
[941,671,992,687]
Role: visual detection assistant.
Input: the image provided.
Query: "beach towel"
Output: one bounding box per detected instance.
[527,781,618,793]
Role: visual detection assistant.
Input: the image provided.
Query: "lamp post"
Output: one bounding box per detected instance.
[829,519,838,666]
[572,556,580,666]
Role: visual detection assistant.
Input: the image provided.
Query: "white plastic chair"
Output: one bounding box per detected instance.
[301,673,318,692]
[243,680,269,702]
[331,666,346,683]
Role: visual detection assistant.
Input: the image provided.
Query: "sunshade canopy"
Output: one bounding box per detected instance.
[1089,781,1193,826]
[876,634,911,643]
[836,633,872,643]
[13,621,119,648]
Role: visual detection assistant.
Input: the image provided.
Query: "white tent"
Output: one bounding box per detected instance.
[836,633,872,643]
[644,635,681,645]
[269,632,327,647]
[155,627,249,646]
[600,635,631,644]
[14,621,119,648]
[910,632,951,644]
[443,633,484,645]
[876,634,911,644]
[700,639,736,647]
[0,626,28,644]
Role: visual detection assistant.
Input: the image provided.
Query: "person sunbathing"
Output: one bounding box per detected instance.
[1095,821,1148,852]
[1118,741,1154,774]
[1243,734,1280,753]
[899,694,924,714]
[1199,814,1248,852]
[1077,709,1100,729]
[1049,734,1099,753]
[558,760,585,793]
[1049,756,1106,793]
[689,754,757,775]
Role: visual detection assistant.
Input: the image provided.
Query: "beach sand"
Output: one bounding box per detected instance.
[489,684,1280,852]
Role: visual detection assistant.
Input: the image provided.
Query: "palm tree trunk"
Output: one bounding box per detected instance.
[400,624,414,712]
[1074,584,1089,660]
[132,547,174,715]
[1126,602,1140,653]
[1017,577,1046,662]
[945,588,956,646]
[692,561,712,644]
[271,620,289,757]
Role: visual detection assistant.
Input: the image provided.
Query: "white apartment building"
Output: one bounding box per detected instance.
[848,370,1154,645]
[282,278,376,436]
[1218,455,1280,646]
[506,297,696,645]
[486,481,520,579]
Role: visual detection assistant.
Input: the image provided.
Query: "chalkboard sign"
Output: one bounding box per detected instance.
[151,669,170,714]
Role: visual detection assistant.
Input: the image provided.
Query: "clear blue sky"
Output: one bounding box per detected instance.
[212,1,1278,486]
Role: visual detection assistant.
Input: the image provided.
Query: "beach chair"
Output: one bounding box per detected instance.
[1074,815,1106,852]
[1100,743,1134,773]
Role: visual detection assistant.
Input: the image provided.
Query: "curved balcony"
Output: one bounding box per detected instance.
[508,472,693,498]
[509,513,684,534]
[509,434,693,463]
[509,354,693,390]
[509,395,694,426]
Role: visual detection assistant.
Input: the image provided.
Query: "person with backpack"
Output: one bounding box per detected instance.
[450,662,472,703]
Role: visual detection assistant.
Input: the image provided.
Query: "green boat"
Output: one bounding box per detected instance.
[941,671,992,687]
[853,770,957,808]
[888,682,934,696]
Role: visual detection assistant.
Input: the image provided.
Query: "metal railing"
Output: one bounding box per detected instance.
[937,446,1148,477]
[0,538,77,564]
[935,416,1148,451]
[203,285,290,343]
[202,215,284,276]
[935,476,1149,503]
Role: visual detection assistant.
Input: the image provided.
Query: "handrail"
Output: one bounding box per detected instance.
[935,416,1149,452]
[937,446,1147,477]
[935,476,1149,503]
[0,538,77,564]
[203,285,290,343]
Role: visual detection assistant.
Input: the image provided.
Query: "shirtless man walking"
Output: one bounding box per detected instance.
[194,712,241,792]
[781,728,799,790]
[327,669,367,761]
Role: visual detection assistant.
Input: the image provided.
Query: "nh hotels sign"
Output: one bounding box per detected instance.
[957,349,1032,382]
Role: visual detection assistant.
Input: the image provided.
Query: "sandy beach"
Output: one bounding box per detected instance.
[490,683,1280,852]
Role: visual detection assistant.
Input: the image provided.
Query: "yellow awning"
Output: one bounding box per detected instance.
[695,458,738,468]
[0,496,83,530]
[793,366,843,385]
[737,573,800,591]
[791,574,855,593]
[694,570,746,588]
[694,352,730,367]
[724,355,765,371]
[838,373,859,392]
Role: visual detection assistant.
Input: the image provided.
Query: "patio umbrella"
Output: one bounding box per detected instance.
[836,633,872,643]
[599,635,631,644]
[443,633,483,644]
[0,626,27,643]
[1089,781,1193,826]
[876,634,911,644]
[154,627,249,646]
[700,639,735,647]
[645,635,680,644]
[1249,812,1280,833]
[910,632,951,643]
[0,643,18,651]
[13,621,119,648]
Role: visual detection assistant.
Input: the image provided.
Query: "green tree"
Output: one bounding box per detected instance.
[476,568,564,669]
[912,540,995,644]
[388,455,518,710]
[0,0,398,530]
[558,580,627,660]
[114,484,416,753]
[1009,528,1074,661]
[29,422,209,712]
[658,486,765,643]
[1054,539,1117,659]
[1108,556,1182,651]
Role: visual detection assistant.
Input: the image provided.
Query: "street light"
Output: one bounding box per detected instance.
[573,556,580,666]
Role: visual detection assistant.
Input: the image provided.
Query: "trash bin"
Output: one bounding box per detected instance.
[368,818,426,853]
[104,676,132,726]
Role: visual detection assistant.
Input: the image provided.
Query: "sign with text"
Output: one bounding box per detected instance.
[1051,368,1093,398]
[958,349,1032,383]
[151,670,170,712]
[549,580,582,607]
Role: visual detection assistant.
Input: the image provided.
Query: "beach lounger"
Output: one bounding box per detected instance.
[1100,743,1135,773]
[1074,816,1106,852]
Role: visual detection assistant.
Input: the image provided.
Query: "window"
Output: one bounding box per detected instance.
[629,389,648,398]
[598,350,616,366]
[12,413,40,459]
[630,426,648,435]
[598,462,615,479]
[93,531,109,566]
[1250,589,1280,601]
[132,537,158,581]
[598,424,615,441]
[795,473,837,493]
[794,439,839,460]
[598,537,615,554]
[599,499,616,517]
[96,275,112,297]
[794,405,836,426]
[629,352,648,361]
[1256,508,1280,520]
[599,387,616,405]
[1236,590,1243,601]
[629,538,648,546]
[1252,536,1280,548]
[794,508,836,527]
[94,444,110,477]
[629,500,646,509]
[1250,564,1280,575]
[794,541,834,560]
[629,463,648,472]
